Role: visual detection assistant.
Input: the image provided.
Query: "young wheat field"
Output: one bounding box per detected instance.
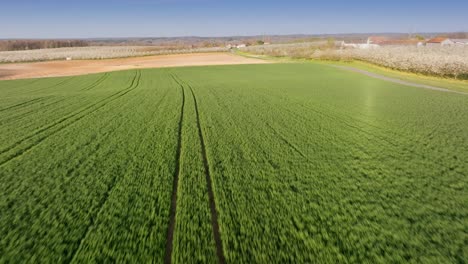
[0,63,467,263]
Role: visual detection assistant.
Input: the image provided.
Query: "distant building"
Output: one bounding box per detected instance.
[340,38,380,49]
[427,37,455,46]
[367,36,388,45]
[452,39,468,45]
[226,43,247,49]
[368,36,420,46]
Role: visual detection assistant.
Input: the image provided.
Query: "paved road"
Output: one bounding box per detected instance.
[333,65,467,95]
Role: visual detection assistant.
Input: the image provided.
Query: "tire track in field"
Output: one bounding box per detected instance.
[67,161,128,264]
[2,93,133,213]
[0,70,138,154]
[264,122,307,159]
[67,84,175,264]
[257,87,465,177]
[164,74,186,264]
[81,73,110,91]
[184,80,226,264]
[5,86,172,204]
[31,76,77,93]
[0,70,141,166]
[0,97,49,112]
[0,77,74,97]
[0,97,70,125]
[292,101,467,176]
[3,73,115,124]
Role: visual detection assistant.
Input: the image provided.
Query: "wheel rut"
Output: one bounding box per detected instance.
[0,97,48,112]
[164,74,186,264]
[81,73,110,91]
[32,76,77,93]
[186,81,226,264]
[167,73,226,263]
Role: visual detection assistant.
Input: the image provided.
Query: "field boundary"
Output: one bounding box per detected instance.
[164,74,186,264]
[186,81,226,264]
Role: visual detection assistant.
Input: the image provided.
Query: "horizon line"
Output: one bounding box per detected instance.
[1,31,467,40]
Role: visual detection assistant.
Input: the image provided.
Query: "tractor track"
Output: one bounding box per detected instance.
[68,80,173,264]
[3,86,171,209]
[168,73,226,263]
[164,74,186,264]
[252,86,464,177]
[0,97,49,112]
[265,122,307,159]
[0,97,72,125]
[186,82,226,264]
[31,76,77,93]
[81,73,110,91]
[0,70,141,167]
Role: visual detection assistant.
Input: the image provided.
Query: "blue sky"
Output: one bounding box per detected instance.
[1,0,467,38]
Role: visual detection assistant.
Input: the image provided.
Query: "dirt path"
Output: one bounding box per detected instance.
[0,53,271,80]
[333,65,468,95]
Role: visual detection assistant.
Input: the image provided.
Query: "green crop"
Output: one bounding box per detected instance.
[0,63,467,263]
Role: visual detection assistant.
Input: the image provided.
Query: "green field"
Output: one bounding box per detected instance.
[0,63,467,263]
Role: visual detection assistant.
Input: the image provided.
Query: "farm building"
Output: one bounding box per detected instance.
[426,37,455,46]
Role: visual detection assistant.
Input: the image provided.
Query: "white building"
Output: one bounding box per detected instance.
[340,39,379,49]
[452,39,468,46]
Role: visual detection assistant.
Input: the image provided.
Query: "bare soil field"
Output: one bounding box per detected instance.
[0,52,271,80]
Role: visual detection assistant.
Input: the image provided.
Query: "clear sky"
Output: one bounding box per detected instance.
[2,0,467,38]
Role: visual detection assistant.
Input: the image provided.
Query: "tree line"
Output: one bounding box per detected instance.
[0,40,89,51]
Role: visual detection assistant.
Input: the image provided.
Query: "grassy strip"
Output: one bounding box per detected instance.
[235,50,468,93]
[318,60,468,93]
